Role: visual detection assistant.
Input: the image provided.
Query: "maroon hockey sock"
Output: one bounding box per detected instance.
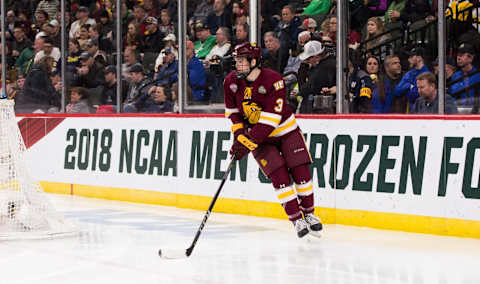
[291,164,315,215]
[282,198,303,222]
[298,193,314,215]
[270,166,302,222]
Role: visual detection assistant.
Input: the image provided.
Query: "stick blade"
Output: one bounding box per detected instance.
[158,248,188,259]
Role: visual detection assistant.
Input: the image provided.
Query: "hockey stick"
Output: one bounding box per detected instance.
[158,155,236,259]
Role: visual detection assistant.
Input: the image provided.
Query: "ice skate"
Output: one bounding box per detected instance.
[304,213,322,238]
[294,218,309,238]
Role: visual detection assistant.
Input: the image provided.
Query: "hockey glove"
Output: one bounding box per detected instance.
[230,134,258,160]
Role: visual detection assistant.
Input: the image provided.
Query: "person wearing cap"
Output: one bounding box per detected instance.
[74,51,105,89]
[297,40,336,113]
[393,46,430,112]
[45,19,61,47]
[301,18,318,34]
[123,63,153,112]
[141,16,164,54]
[411,72,458,114]
[154,34,178,72]
[163,33,177,44]
[69,6,95,39]
[155,46,179,87]
[449,43,480,108]
[301,0,331,16]
[86,38,107,67]
[101,65,129,106]
[194,21,217,60]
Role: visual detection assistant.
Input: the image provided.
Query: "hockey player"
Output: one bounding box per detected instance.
[224,42,322,238]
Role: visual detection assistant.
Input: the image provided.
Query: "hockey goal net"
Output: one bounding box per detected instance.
[0,99,77,240]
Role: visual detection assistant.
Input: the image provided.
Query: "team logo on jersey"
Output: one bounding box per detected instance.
[258,86,266,94]
[230,83,238,92]
[260,159,268,167]
[244,87,252,100]
[273,80,284,91]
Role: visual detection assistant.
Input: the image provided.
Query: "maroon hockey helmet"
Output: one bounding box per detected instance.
[233,42,262,62]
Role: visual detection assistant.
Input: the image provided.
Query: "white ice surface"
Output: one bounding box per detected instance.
[1,194,480,284]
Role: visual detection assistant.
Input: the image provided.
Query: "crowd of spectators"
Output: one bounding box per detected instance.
[2,0,480,114]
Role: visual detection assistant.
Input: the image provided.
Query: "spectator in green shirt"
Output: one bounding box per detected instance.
[15,46,35,76]
[302,0,331,16]
[194,21,217,60]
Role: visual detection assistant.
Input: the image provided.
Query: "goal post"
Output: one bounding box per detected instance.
[0,99,77,240]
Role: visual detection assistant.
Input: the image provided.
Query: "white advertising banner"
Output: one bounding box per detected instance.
[23,116,480,222]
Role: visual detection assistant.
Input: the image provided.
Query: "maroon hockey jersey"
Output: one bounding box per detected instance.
[224,68,299,143]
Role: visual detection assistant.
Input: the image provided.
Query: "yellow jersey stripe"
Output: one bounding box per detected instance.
[259,115,281,124]
[259,111,282,120]
[269,116,297,137]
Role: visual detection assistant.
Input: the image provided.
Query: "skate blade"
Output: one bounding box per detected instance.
[306,230,322,239]
[297,231,321,243]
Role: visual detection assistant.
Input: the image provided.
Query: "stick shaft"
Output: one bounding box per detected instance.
[186,156,235,256]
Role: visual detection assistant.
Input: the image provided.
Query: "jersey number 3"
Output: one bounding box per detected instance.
[274,98,283,113]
